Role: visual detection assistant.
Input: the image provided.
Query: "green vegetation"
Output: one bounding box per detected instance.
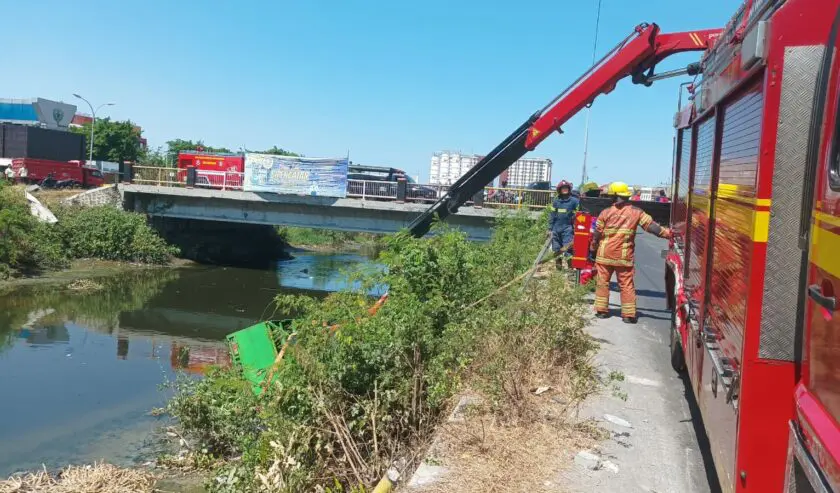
[141,140,301,167]
[166,213,597,492]
[71,118,144,163]
[276,226,380,249]
[0,184,178,279]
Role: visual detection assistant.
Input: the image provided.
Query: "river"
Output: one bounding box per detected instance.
[0,251,376,476]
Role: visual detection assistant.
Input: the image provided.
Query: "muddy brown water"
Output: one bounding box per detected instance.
[0,251,378,476]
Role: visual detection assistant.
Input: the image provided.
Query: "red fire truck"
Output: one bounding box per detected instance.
[10,158,105,188]
[663,1,840,491]
[403,0,840,491]
[177,151,245,189]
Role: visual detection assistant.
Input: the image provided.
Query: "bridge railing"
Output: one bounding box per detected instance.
[484,187,553,209]
[406,184,448,203]
[132,166,181,186]
[346,179,398,200]
[195,170,245,191]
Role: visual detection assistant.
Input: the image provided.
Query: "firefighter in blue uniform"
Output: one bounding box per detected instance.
[548,180,580,269]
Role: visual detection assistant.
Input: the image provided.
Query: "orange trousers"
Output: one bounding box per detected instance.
[593,263,636,317]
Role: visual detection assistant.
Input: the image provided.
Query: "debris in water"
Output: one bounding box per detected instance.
[67,279,104,292]
[533,386,550,395]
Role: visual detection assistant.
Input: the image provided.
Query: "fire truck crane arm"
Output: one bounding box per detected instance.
[525,25,722,149]
[406,23,721,238]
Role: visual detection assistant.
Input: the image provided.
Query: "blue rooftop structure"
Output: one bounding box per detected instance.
[0,98,77,130]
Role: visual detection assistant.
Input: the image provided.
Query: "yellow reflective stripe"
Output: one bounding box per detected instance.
[639,213,653,227]
[714,199,769,243]
[811,222,840,279]
[572,256,588,261]
[815,211,840,228]
[603,228,636,235]
[753,211,769,243]
[691,192,710,213]
[574,232,590,236]
[596,257,634,267]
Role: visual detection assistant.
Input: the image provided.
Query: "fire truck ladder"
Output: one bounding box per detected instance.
[408,23,721,238]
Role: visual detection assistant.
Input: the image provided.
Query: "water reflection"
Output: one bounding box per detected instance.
[0,250,376,476]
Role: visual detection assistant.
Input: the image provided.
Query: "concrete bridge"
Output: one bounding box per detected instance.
[120,184,534,240]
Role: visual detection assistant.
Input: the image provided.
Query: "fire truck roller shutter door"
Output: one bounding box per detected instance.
[760,45,825,362]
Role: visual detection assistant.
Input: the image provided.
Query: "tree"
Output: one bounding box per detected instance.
[71,118,143,163]
[258,146,300,157]
[139,146,168,167]
[165,139,231,164]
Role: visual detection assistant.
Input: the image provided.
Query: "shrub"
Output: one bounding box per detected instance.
[0,184,69,277]
[55,206,178,264]
[167,215,598,492]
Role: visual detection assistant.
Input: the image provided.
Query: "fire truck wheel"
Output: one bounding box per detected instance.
[669,310,686,373]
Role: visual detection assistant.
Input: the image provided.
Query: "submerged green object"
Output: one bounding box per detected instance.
[227,320,293,395]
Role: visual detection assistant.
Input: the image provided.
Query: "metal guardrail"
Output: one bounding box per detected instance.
[485,187,553,209]
[346,179,399,199]
[406,183,447,203]
[132,166,181,186]
[195,170,245,191]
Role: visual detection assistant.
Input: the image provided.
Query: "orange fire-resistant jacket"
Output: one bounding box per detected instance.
[593,204,669,267]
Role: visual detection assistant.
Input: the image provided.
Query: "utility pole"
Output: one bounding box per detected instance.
[580,0,603,187]
[73,94,115,162]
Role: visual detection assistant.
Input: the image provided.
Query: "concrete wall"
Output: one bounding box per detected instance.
[63,184,122,208]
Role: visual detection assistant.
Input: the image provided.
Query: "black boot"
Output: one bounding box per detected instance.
[595,312,610,319]
[622,316,638,324]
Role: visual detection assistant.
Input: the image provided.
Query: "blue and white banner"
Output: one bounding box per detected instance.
[243,154,348,197]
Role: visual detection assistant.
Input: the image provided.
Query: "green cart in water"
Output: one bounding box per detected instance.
[226,320,296,395]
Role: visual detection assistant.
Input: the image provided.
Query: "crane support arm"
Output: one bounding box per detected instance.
[407,23,721,238]
[525,23,721,149]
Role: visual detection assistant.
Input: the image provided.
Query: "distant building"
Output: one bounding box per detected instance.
[429,151,481,186]
[429,151,552,187]
[499,156,552,188]
[0,98,77,130]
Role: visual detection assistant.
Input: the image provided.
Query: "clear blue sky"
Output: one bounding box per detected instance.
[5,0,734,185]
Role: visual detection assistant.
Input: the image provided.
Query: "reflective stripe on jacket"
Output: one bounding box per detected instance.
[594,204,658,267]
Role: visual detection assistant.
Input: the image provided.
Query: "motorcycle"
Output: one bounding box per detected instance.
[39,174,80,189]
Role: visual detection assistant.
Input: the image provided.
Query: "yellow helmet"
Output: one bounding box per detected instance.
[608,181,632,197]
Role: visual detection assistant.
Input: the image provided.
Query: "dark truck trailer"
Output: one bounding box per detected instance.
[0,123,85,162]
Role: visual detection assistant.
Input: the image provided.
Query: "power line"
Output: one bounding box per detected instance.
[580,0,603,187]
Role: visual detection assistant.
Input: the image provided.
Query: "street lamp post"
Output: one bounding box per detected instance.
[73,94,114,163]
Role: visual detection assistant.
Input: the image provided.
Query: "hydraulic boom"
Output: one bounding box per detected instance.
[407,23,721,237]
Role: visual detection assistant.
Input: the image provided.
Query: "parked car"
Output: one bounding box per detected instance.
[524,181,552,191]
[347,165,436,201]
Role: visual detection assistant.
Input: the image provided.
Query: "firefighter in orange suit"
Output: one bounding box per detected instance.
[591,182,672,324]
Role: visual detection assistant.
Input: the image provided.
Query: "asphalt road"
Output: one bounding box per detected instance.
[559,233,723,493]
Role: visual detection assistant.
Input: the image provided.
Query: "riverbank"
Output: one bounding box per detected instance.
[0,258,194,292]
[276,226,382,252]
[161,214,600,492]
[0,184,179,280]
